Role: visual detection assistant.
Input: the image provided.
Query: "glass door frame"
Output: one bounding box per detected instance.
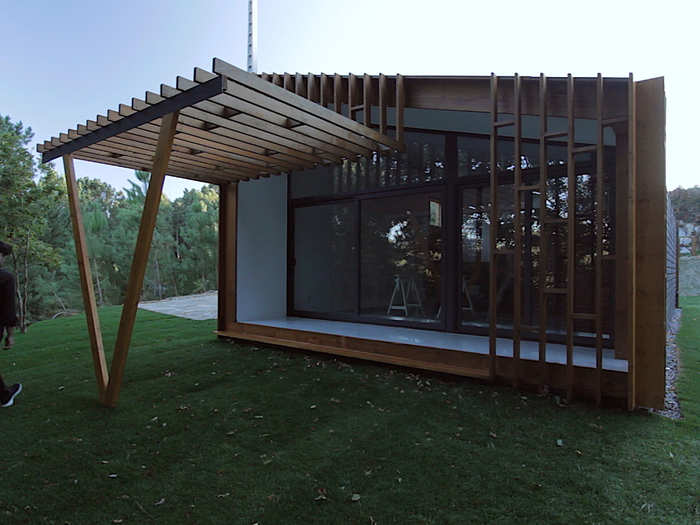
[289,180,450,332]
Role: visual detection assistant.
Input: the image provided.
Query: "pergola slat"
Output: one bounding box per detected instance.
[41,76,225,163]
[73,152,238,184]
[40,61,400,186]
[191,69,372,156]
[110,106,289,170]
[212,58,403,151]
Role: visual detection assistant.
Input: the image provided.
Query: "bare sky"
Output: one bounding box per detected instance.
[2,0,696,197]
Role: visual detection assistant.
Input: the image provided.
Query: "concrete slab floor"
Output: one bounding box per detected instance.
[137,293,627,372]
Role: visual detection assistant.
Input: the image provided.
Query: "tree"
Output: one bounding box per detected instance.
[0,115,63,329]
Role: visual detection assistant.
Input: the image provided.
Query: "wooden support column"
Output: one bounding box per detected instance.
[614,130,629,360]
[566,74,575,402]
[348,73,358,121]
[634,76,665,409]
[594,74,605,406]
[378,74,388,136]
[512,73,522,388]
[320,74,329,108]
[488,74,498,381]
[63,154,109,397]
[626,74,637,410]
[363,74,372,128]
[537,73,548,388]
[218,181,238,332]
[103,111,179,407]
[396,74,405,145]
[334,74,343,114]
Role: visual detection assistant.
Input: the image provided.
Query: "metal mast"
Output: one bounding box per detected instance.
[247,0,258,73]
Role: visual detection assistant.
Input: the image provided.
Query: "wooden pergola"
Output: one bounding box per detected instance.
[39,58,403,407]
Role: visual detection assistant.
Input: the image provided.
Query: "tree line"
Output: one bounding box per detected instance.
[1,115,219,331]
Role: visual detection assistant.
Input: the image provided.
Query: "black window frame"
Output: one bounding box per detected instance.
[287,123,616,347]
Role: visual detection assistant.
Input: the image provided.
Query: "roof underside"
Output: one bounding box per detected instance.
[38,58,402,184]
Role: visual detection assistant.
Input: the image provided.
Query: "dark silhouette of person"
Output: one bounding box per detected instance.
[0,241,22,407]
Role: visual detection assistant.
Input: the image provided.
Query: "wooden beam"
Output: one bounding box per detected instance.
[140,89,348,161]
[218,182,238,331]
[103,111,179,407]
[162,77,370,157]
[334,74,343,114]
[513,73,522,388]
[212,59,402,150]
[634,76,665,409]
[538,73,548,388]
[403,76,628,119]
[595,73,604,406]
[626,73,637,410]
[307,73,317,102]
[42,76,224,162]
[566,74,575,402]
[396,74,405,146]
[348,73,357,121]
[320,74,329,107]
[488,73,498,381]
[295,73,306,97]
[63,154,109,398]
[379,74,388,136]
[363,74,372,128]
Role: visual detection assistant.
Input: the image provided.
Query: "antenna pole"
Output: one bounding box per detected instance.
[247,0,258,73]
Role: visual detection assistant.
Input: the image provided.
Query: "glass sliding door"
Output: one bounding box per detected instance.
[293,202,357,316]
[460,186,490,328]
[360,192,443,325]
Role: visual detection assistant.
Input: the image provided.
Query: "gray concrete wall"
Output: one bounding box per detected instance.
[236,174,287,321]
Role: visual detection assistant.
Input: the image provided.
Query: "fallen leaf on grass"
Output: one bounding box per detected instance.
[154,498,165,506]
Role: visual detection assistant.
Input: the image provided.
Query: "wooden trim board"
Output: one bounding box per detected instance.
[634,77,666,410]
[216,322,628,403]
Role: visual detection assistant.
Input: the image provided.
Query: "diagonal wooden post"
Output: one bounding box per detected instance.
[63,154,109,398]
[103,111,179,407]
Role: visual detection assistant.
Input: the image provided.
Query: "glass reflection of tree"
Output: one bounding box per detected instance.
[363,197,441,319]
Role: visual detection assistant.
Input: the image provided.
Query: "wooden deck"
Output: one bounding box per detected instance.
[217,320,628,405]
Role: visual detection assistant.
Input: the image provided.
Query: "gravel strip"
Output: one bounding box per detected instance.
[653,307,683,420]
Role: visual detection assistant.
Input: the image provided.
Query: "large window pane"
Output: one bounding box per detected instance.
[461,187,490,327]
[294,203,357,314]
[360,193,442,323]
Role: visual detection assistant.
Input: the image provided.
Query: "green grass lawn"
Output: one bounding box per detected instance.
[1,300,698,525]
